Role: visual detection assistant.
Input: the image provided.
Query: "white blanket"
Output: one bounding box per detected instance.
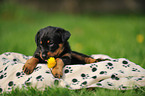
[0,52,145,93]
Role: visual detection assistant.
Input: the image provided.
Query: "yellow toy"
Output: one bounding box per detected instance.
[47,57,56,68]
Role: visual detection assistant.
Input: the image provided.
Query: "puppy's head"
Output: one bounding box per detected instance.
[35,26,71,61]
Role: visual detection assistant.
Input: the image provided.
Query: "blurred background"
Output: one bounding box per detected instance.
[0,0,145,67]
[1,0,145,14]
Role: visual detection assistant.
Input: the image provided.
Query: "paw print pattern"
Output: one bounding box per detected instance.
[2,57,8,61]
[0,87,3,93]
[11,59,18,65]
[4,66,8,71]
[4,52,11,56]
[111,73,120,80]
[80,81,87,88]
[122,60,130,68]
[72,78,80,85]
[125,76,133,80]
[22,55,29,60]
[11,63,17,65]
[135,76,144,81]
[36,75,44,81]
[96,83,102,87]
[45,70,51,74]
[13,58,21,64]
[90,64,98,72]
[112,59,119,62]
[99,71,107,75]
[81,73,89,79]
[34,66,42,72]
[92,75,97,79]
[98,79,104,82]
[3,60,10,65]
[16,71,25,78]
[118,70,124,74]
[0,66,8,79]
[0,72,7,79]
[119,84,127,90]
[64,66,73,74]
[24,77,32,86]
[107,82,114,86]
[106,63,114,70]
[54,80,59,86]
[8,81,16,90]
[132,68,140,72]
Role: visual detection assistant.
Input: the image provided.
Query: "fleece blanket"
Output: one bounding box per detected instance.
[0,52,145,93]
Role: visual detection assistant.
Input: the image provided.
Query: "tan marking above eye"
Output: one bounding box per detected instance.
[47,40,50,43]
[40,41,42,44]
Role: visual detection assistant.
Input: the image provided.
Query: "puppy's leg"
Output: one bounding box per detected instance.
[71,51,96,64]
[71,51,109,64]
[52,53,71,78]
[22,57,39,75]
[52,58,64,78]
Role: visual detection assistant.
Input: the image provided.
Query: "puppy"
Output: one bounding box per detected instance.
[23,26,106,78]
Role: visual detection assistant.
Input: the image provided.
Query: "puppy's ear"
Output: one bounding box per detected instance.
[35,31,40,46]
[59,29,71,42]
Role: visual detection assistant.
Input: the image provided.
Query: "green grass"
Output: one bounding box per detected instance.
[1,87,145,96]
[0,2,145,96]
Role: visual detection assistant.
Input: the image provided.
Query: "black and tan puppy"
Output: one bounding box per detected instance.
[23,26,105,78]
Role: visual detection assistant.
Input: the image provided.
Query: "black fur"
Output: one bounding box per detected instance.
[23,26,109,78]
[33,26,93,65]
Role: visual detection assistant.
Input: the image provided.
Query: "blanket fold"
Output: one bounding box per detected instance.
[0,52,145,93]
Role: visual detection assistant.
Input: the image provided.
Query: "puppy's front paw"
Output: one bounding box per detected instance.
[52,67,63,78]
[22,57,39,75]
[22,63,35,75]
